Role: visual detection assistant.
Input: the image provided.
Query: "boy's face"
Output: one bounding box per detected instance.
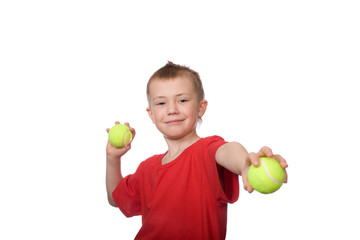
[147,77,207,140]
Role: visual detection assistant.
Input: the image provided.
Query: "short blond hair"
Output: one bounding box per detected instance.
[146,61,205,103]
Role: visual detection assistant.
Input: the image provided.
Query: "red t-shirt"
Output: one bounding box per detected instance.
[112,136,239,240]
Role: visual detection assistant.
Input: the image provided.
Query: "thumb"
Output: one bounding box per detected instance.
[242,168,254,193]
[122,142,132,153]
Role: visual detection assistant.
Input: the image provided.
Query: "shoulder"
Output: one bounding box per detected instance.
[200,135,226,148]
[202,135,225,143]
[138,153,164,170]
[145,153,165,161]
[197,135,227,156]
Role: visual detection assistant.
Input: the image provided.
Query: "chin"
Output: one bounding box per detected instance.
[163,133,185,140]
[164,130,196,140]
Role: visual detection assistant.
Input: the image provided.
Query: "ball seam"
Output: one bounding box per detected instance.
[122,129,130,147]
[261,159,284,184]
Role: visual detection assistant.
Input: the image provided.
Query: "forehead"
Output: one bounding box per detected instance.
[148,77,195,98]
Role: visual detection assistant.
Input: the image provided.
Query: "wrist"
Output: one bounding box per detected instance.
[107,154,121,164]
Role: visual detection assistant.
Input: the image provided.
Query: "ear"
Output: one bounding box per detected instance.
[198,100,208,118]
[146,107,155,123]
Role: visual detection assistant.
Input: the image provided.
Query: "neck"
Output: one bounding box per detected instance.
[162,130,200,164]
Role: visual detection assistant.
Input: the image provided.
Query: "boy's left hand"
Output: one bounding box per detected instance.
[242,146,288,193]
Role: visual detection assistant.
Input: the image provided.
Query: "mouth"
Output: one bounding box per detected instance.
[165,119,184,124]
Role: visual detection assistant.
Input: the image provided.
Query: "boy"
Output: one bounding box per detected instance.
[106,62,288,240]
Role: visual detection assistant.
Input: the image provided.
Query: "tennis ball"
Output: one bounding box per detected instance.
[248,157,285,194]
[108,124,132,148]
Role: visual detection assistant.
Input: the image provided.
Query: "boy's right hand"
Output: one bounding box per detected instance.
[106,121,136,160]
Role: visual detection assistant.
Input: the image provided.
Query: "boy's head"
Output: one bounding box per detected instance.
[146,61,205,104]
[146,62,208,138]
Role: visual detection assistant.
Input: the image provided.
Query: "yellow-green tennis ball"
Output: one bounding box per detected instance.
[248,157,285,194]
[108,124,132,148]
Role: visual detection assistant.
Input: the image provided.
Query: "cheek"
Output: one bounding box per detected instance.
[184,105,200,118]
[152,108,165,121]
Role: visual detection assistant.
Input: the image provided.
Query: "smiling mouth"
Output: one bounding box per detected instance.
[165,119,184,124]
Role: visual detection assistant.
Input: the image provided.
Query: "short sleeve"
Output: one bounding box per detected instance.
[205,136,240,204]
[112,164,143,217]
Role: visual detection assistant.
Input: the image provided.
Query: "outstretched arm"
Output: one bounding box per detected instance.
[215,142,288,193]
[215,142,249,176]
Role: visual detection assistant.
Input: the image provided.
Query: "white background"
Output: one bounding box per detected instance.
[1,0,359,239]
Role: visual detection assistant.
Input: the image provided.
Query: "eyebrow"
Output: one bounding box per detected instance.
[153,93,191,100]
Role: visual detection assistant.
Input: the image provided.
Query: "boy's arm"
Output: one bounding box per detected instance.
[106,122,135,206]
[215,142,250,176]
[106,154,123,207]
[215,142,287,193]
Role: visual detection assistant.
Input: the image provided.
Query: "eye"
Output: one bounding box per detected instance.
[180,99,188,103]
[157,102,165,106]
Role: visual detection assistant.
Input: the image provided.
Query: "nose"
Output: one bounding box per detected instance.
[167,100,179,115]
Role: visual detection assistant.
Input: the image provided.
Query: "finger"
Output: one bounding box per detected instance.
[258,146,273,158]
[272,154,288,183]
[106,128,110,133]
[273,154,288,168]
[124,142,132,152]
[242,173,254,193]
[123,122,136,140]
[247,152,260,167]
[115,121,120,125]
[130,127,136,139]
